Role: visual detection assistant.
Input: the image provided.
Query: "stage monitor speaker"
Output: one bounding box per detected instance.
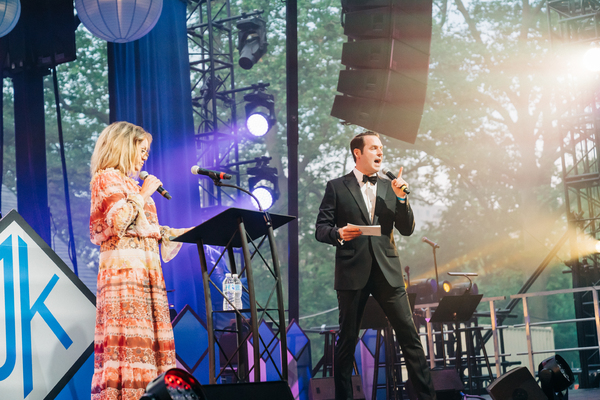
[405,368,463,400]
[331,0,433,144]
[201,381,294,400]
[487,367,547,400]
[308,376,365,400]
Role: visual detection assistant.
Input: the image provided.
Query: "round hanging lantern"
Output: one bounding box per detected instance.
[75,0,163,43]
[0,0,21,38]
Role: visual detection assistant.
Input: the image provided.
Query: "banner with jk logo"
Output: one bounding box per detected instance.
[0,210,96,399]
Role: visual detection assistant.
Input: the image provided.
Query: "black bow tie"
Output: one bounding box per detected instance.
[362,175,377,185]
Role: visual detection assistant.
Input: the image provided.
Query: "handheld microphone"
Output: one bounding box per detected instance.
[422,237,440,249]
[139,171,172,200]
[191,166,232,180]
[381,167,410,195]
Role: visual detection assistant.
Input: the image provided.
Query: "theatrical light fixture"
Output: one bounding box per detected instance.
[251,186,275,210]
[140,368,206,400]
[441,281,452,293]
[236,16,268,70]
[244,90,276,137]
[538,354,574,399]
[407,278,437,304]
[248,157,279,211]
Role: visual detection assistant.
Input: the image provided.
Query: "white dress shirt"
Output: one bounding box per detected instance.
[353,168,376,223]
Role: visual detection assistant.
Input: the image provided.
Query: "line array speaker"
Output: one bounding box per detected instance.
[331,0,433,144]
[0,0,77,74]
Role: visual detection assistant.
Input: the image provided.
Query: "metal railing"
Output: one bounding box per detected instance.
[416,287,600,378]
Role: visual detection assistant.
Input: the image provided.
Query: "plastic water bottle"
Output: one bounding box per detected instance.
[222,273,234,311]
[232,274,243,310]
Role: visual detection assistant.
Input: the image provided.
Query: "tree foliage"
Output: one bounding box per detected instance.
[0,0,582,368]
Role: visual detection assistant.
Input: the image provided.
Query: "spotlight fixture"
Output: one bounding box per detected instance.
[441,280,452,294]
[236,16,268,70]
[251,186,275,210]
[248,156,279,211]
[140,368,206,400]
[538,354,574,400]
[244,90,276,137]
[407,278,437,304]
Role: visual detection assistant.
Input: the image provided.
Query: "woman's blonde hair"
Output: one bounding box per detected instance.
[90,121,152,177]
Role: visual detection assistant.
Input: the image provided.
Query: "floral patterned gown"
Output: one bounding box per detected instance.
[90,168,185,400]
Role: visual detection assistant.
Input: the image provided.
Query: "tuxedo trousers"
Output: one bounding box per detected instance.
[334,256,436,400]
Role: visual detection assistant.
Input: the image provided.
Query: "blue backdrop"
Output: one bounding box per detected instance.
[107,0,207,316]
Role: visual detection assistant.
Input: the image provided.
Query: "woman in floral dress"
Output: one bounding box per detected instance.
[89,121,187,400]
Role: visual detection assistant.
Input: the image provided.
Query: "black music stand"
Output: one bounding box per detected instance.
[430,294,493,394]
[174,207,294,384]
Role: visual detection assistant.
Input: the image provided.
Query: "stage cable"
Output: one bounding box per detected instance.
[51,65,79,276]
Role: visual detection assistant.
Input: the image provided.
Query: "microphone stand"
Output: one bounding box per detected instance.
[432,246,440,302]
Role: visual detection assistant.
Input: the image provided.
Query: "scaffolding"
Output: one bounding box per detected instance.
[548,0,600,387]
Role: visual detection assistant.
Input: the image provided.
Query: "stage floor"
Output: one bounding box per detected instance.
[473,387,600,399]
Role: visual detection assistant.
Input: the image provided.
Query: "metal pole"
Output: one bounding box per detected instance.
[239,218,261,382]
[286,0,300,323]
[523,297,535,373]
[489,299,501,376]
[266,224,289,380]
[198,241,216,383]
[426,307,435,369]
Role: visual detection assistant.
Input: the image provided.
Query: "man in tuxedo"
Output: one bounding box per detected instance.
[315,131,436,400]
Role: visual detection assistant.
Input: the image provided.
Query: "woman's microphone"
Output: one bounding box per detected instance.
[140,171,172,199]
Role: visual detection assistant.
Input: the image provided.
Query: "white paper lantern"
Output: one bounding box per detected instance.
[0,0,21,38]
[75,0,163,43]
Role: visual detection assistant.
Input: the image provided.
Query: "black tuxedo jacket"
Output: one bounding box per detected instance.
[315,172,415,290]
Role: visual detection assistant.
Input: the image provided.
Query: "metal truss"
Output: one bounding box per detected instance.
[548,0,600,387]
[548,0,600,43]
[186,0,266,208]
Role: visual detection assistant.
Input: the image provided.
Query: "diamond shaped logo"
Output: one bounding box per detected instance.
[0,210,96,399]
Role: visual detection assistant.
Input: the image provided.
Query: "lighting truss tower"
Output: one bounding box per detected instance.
[548,0,600,388]
[186,1,267,209]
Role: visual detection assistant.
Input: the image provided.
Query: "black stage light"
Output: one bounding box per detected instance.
[248,156,279,210]
[236,16,268,70]
[407,278,437,304]
[244,90,276,137]
[140,368,206,400]
[441,280,452,294]
[538,354,574,400]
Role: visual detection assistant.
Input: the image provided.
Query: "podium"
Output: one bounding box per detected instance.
[174,208,295,383]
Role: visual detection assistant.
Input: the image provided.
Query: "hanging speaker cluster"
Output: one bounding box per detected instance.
[331,0,433,144]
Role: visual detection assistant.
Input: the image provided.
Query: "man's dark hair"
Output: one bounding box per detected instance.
[350,131,379,162]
